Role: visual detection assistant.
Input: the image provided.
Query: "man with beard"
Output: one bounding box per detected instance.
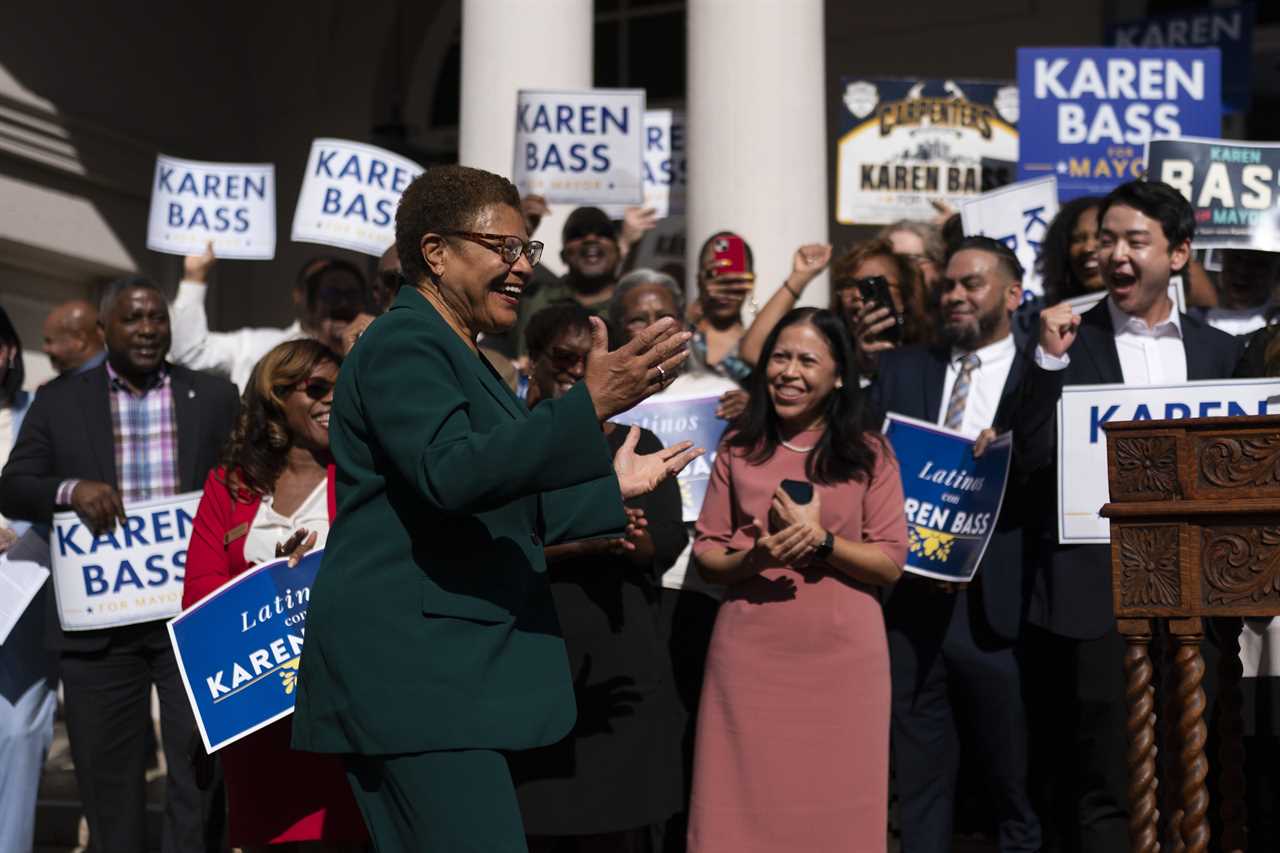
[1013,180,1241,852]
[513,206,622,357]
[870,236,1041,853]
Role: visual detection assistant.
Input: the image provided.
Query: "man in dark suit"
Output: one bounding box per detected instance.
[1012,180,1242,852]
[872,236,1040,853]
[0,276,239,853]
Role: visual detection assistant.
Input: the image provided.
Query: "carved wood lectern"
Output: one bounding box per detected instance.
[1101,414,1280,853]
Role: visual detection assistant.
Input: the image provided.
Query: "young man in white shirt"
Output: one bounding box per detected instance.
[1014,180,1242,853]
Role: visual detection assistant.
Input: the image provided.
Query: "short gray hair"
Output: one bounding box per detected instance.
[609,268,686,331]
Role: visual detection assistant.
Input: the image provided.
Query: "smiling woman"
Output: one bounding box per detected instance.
[291,165,702,851]
[182,338,367,848]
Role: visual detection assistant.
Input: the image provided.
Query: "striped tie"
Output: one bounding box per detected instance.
[944,353,981,431]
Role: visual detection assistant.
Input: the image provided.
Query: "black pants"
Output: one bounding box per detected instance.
[887,580,1040,853]
[1023,624,1129,853]
[60,622,205,853]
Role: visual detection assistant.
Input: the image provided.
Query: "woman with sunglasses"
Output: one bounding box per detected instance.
[183,339,366,851]
[291,165,699,851]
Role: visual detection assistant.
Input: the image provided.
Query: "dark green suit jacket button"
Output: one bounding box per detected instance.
[530,532,542,546]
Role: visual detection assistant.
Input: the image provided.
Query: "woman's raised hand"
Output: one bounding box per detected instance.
[585,317,690,421]
[613,426,704,499]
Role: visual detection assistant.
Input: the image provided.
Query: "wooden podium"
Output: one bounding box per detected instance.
[1101,414,1280,853]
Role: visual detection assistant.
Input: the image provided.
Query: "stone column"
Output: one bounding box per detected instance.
[685,0,829,315]
[458,0,593,273]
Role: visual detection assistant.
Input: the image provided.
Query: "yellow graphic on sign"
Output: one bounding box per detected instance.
[908,525,955,562]
[278,657,301,695]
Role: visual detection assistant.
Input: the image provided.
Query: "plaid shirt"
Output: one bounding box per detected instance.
[56,363,180,506]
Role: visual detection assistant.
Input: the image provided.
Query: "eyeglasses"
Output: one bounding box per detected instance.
[441,231,543,266]
[283,378,334,401]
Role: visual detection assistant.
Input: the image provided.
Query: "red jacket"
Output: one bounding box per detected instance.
[180,464,364,846]
[183,465,337,609]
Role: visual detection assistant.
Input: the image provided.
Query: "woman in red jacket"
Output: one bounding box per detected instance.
[184,339,366,850]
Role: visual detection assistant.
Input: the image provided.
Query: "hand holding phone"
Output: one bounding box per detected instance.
[854,276,902,345]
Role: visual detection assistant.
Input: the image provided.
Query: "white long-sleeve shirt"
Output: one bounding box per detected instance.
[169,280,305,392]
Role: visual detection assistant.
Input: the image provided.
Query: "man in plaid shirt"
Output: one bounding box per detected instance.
[1,276,239,853]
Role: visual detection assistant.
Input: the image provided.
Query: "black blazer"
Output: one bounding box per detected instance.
[0,362,239,652]
[1011,301,1242,639]
[871,334,1033,641]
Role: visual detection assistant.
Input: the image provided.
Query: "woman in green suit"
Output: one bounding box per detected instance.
[292,165,699,852]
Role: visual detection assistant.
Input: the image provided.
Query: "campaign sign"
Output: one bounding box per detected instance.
[146,156,275,260]
[291,138,423,257]
[513,89,646,205]
[169,549,322,752]
[835,78,1019,224]
[1147,136,1280,251]
[883,414,1012,583]
[959,176,1058,299]
[51,492,201,631]
[1057,378,1280,544]
[602,109,686,219]
[1109,4,1254,113]
[611,394,729,522]
[1017,47,1222,200]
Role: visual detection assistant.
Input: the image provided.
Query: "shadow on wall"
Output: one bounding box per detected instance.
[0,0,457,344]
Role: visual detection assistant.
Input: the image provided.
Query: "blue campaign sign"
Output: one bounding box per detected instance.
[611,394,730,522]
[1017,47,1222,200]
[168,550,323,752]
[883,414,1012,582]
[1109,4,1253,114]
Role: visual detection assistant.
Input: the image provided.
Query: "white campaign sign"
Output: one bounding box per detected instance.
[146,155,276,259]
[51,492,202,631]
[291,138,423,257]
[602,109,685,219]
[1057,378,1280,544]
[959,176,1057,298]
[513,89,646,205]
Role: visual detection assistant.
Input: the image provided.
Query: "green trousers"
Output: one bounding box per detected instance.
[345,749,527,852]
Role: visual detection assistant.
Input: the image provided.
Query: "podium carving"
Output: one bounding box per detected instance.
[1101,414,1280,853]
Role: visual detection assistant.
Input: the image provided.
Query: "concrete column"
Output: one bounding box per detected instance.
[458,0,593,273]
[686,0,829,315]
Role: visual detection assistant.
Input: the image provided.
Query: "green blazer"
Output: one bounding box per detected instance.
[292,287,627,756]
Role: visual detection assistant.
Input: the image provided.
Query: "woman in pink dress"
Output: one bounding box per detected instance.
[689,307,908,852]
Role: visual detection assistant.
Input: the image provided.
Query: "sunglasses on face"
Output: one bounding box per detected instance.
[281,378,334,401]
[442,231,544,266]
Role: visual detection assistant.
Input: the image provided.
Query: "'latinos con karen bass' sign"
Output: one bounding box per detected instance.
[51,492,201,631]
[170,550,322,752]
[146,156,276,259]
[513,89,646,206]
[1017,47,1222,200]
[291,139,424,257]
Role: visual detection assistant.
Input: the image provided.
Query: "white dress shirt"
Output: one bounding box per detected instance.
[1034,295,1186,385]
[242,479,331,567]
[936,334,1017,440]
[1205,305,1270,338]
[169,280,306,392]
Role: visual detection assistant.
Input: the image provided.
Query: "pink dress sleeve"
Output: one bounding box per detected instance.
[861,438,909,568]
[693,439,737,558]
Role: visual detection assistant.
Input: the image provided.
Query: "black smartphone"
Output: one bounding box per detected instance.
[855,275,902,345]
[780,478,814,504]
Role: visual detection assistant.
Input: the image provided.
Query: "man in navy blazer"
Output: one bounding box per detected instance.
[872,236,1040,852]
[1011,181,1242,853]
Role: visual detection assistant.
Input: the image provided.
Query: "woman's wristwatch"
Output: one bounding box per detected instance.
[813,529,835,560]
